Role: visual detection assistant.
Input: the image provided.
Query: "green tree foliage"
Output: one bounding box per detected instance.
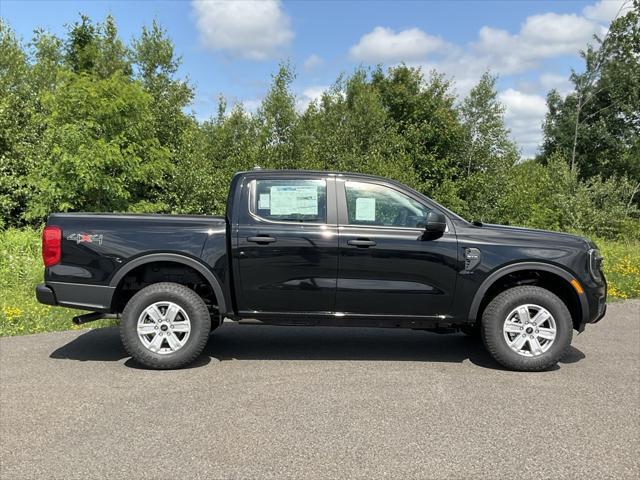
[542,0,639,185]
[131,20,193,150]
[256,63,299,169]
[0,21,42,227]
[27,70,172,217]
[456,72,519,222]
[0,12,638,240]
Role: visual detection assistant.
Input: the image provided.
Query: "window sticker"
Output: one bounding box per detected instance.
[270,186,318,215]
[355,197,376,221]
[258,193,270,210]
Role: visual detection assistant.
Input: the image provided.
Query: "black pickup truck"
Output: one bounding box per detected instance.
[37,170,607,370]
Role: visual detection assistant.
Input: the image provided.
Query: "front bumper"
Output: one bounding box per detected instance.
[36,284,57,306]
[591,294,607,324]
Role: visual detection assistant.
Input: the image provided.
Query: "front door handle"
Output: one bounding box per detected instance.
[247,236,277,244]
[347,239,376,248]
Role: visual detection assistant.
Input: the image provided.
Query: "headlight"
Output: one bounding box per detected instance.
[588,248,603,282]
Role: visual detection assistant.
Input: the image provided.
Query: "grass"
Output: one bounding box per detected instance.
[0,228,116,336]
[598,238,640,300]
[0,228,638,336]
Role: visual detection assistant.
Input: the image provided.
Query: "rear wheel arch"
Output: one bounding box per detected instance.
[109,253,226,317]
[469,262,587,330]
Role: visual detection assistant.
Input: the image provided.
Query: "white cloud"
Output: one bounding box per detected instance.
[538,73,573,95]
[242,99,262,113]
[517,73,574,97]
[296,85,329,112]
[349,26,447,63]
[303,54,323,71]
[583,0,629,22]
[473,13,602,75]
[498,89,548,158]
[191,0,293,60]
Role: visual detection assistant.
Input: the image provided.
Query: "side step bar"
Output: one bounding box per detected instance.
[72,312,118,325]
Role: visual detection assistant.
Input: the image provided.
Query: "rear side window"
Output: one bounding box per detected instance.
[254,179,327,223]
[345,181,430,228]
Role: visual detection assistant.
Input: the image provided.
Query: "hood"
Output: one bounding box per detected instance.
[475,223,591,249]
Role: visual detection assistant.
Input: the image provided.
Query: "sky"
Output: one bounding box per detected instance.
[1,0,630,157]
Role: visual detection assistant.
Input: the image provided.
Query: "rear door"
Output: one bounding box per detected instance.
[233,175,339,316]
[335,177,458,318]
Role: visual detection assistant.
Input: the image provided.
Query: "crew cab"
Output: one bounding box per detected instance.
[36,170,607,370]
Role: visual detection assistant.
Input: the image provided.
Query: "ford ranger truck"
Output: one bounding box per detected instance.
[36,170,607,370]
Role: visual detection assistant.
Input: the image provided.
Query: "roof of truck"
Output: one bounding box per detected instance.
[235,169,390,180]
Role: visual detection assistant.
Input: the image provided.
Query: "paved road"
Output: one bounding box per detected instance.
[1,301,638,480]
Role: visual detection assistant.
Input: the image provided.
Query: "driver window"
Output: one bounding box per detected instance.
[345,181,430,228]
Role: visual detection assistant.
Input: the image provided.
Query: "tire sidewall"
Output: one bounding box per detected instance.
[482,287,573,371]
[121,283,211,369]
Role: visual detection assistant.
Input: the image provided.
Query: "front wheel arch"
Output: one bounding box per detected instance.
[469,262,587,330]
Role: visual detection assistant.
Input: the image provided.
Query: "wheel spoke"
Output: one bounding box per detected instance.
[504,321,522,334]
[165,303,180,322]
[536,327,556,341]
[165,332,182,351]
[147,305,163,323]
[509,334,528,351]
[147,333,164,352]
[172,321,190,333]
[529,337,543,355]
[517,306,530,323]
[137,323,157,335]
[531,309,550,326]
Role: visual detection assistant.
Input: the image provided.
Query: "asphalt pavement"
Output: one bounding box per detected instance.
[1,300,638,480]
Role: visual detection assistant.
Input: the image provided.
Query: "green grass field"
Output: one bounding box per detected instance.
[1,228,638,336]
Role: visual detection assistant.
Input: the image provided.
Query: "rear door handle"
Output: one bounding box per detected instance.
[347,239,376,248]
[247,236,277,244]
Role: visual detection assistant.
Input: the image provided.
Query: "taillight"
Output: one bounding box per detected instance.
[42,226,62,267]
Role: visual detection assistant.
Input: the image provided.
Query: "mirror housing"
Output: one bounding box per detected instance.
[423,211,447,238]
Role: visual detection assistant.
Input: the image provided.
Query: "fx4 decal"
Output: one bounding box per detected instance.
[67,233,104,245]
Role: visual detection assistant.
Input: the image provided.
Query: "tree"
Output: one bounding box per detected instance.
[460,72,518,174]
[542,1,639,188]
[0,21,42,227]
[255,62,299,169]
[27,71,172,218]
[132,20,193,151]
[370,66,466,195]
[455,72,519,221]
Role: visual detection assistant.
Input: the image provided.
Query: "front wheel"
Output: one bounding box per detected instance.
[120,282,211,369]
[481,286,573,371]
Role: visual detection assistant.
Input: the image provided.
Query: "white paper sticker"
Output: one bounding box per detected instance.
[355,197,376,221]
[270,186,318,215]
[258,193,270,209]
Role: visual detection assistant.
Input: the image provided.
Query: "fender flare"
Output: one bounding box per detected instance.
[109,253,227,314]
[468,261,588,323]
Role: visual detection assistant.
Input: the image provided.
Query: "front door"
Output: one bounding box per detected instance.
[235,176,338,316]
[335,179,458,317]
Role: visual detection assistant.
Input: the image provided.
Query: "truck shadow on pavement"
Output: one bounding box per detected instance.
[50,324,586,371]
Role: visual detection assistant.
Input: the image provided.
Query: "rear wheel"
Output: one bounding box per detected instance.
[481,286,573,371]
[120,282,211,369]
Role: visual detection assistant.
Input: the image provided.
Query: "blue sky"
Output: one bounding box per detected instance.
[1,0,628,157]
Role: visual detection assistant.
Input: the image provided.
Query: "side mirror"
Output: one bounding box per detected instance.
[423,211,447,238]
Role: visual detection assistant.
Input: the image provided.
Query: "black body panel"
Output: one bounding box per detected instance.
[36,170,607,331]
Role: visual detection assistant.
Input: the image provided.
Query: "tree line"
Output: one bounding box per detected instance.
[1,4,638,239]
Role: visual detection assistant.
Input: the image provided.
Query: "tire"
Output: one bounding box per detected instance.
[481,286,573,371]
[120,282,211,369]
